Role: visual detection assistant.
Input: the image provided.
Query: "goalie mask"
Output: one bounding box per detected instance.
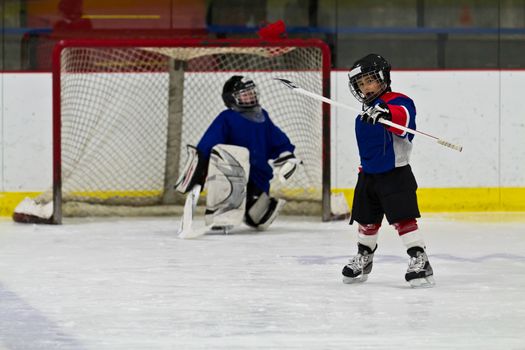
[348,54,391,105]
[222,75,260,111]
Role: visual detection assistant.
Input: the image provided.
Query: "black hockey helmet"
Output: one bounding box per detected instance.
[348,54,391,104]
[222,75,260,110]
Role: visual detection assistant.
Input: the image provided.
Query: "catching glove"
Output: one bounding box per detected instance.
[272,152,302,183]
[359,102,391,125]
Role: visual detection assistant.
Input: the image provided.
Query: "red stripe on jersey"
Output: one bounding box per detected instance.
[386,104,408,135]
[381,92,410,136]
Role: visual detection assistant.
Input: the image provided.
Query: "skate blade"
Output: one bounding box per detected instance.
[408,275,435,288]
[342,274,368,284]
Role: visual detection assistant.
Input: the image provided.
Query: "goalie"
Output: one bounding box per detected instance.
[175,75,301,231]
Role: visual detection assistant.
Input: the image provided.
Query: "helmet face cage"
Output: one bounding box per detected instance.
[348,54,391,104]
[232,85,259,108]
[348,70,388,104]
[222,76,260,110]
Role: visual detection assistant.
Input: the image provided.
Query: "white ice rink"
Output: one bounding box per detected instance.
[1,213,525,350]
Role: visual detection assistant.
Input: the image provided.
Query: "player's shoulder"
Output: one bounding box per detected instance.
[382,91,412,103]
[214,109,238,121]
[218,108,234,117]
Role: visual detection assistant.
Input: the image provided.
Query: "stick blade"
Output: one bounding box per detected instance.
[178,226,207,239]
[177,185,202,239]
[274,77,298,89]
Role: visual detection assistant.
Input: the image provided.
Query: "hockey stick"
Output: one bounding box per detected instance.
[177,184,202,239]
[275,78,463,152]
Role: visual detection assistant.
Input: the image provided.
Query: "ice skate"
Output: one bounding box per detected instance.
[342,243,376,284]
[405,247,435,288]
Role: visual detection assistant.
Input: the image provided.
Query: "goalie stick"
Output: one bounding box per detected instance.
[177,184,202,239]
[275,78,463,152]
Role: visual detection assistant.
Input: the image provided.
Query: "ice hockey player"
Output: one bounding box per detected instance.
[342,53,435,288]
[175,75,301,232]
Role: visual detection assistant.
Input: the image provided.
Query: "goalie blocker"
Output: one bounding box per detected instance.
[176,144,286,231]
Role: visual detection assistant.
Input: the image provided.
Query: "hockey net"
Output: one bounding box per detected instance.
[13,38,332,224]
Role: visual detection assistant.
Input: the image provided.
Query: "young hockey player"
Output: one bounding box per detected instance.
[342,54,435,288]
[175,75,301,231]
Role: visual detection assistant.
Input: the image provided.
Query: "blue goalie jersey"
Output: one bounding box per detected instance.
[196,108,295,193]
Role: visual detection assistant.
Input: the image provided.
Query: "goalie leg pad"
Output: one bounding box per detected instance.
[175,145,208,194]
[245,191,286,231]
[204,144,250,227]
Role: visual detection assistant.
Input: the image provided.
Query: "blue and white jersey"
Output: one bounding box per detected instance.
[355,91,416,174]
[197,108,295,193]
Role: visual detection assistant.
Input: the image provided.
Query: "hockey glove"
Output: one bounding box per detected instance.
[360,102,391,125]
[272,152,303,183]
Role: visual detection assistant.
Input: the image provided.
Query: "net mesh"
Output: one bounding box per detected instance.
[51,43,326,217]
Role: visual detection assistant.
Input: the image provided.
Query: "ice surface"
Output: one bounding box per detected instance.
[1,213,524,349]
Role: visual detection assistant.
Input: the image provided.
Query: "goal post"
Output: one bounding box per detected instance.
[18,38,333,224]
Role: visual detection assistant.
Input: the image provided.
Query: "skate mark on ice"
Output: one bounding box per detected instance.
[285,253,525,265]
[431,253,525,263]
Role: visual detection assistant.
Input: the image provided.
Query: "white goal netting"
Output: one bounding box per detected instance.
[16,39,331,223]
